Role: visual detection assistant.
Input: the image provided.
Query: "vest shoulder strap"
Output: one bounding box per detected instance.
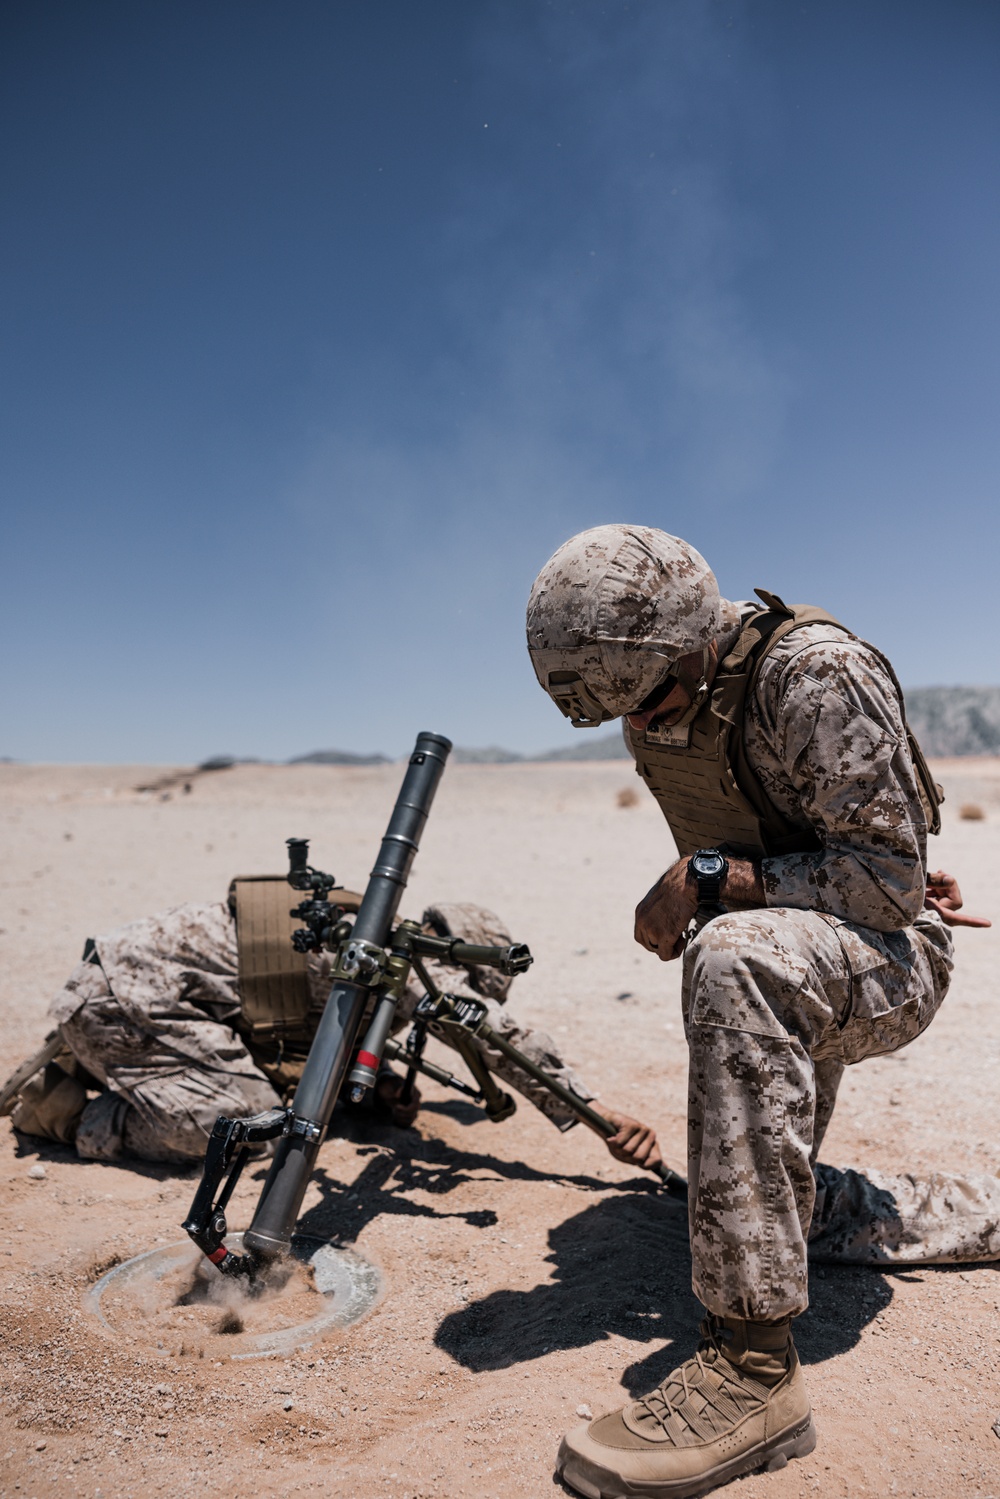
[700,594,842,853]
[724,591,942,837]
[720,590,845,672]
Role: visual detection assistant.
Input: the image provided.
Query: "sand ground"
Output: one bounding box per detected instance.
[1,757,998,1499]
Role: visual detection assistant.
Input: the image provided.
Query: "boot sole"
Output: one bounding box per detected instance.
[557,1414,817,1499]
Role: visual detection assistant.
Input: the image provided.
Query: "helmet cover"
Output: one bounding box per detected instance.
[526,525,722,723]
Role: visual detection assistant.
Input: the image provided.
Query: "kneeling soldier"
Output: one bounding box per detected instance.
[527,524,997,1498]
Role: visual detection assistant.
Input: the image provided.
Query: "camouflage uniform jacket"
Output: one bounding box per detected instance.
[725,608,942,936]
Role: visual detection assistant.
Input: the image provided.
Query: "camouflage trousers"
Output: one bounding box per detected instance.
[683,904,999,1322]
[47,959,282,1164]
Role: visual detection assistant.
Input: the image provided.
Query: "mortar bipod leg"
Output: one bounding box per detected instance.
[399,1020,427,1106]
[433,1020,517,1122]
[382,1037,483,1100]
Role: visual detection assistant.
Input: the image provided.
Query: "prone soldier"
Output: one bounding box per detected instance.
[5,877,659,1172]
[526,524,999,1498]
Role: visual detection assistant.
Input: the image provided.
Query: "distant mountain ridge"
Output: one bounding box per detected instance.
[288,749,391,766]
[287,740,628,766]
[452,739,631,763]
[904,687,1000,757]
[190,688,1000,772]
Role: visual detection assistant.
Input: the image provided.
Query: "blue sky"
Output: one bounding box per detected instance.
[3,1,998,761]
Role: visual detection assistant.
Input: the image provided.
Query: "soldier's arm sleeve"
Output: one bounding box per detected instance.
[756,639,927,930]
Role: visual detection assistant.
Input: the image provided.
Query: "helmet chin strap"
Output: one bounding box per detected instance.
[643,647,712,744]
[670,646,712,725]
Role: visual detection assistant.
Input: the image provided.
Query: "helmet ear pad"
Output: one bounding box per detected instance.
[657,646,712,713]
[630,664,684,718]
[641,647,714,743]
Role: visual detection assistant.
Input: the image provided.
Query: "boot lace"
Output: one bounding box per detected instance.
[631,1320,767,1445]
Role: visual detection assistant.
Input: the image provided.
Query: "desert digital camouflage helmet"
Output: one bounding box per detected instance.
[525,525,723,725]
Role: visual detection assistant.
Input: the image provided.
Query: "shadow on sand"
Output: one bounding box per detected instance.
[290,1100,640,1244]
[435,1186,903,1394]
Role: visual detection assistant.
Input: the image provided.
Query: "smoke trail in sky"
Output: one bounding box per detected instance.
[274,2,794,759]
[288,1,786,557]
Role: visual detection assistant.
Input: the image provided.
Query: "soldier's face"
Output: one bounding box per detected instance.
[624,677,692,734]
[623,645,714,733]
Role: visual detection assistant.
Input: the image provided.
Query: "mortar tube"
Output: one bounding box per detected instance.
[241,731,452,1260]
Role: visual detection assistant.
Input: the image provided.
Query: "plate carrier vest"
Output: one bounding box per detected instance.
[623,590,942,860]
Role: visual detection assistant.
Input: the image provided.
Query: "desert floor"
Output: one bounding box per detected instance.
[1,757,999,1499]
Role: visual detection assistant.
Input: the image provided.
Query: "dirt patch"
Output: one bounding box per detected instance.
[85,1250,125,1282]
[93,1248,323,1359]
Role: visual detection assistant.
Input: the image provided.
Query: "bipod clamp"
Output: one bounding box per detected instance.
[182,1107,295,1279]
[411,990,517,1122]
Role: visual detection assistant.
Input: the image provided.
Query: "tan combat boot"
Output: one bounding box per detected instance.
[557,1315,815,1499]
[10,1063,87,1145]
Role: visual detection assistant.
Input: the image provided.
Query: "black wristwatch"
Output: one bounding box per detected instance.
[688,849,730,908]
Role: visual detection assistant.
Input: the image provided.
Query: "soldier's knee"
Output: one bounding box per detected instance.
[686,911,775,981]
[75,1091,132,1160]
[684,910,812,1034]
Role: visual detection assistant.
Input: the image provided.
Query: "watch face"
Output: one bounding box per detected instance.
[693,851,726,878]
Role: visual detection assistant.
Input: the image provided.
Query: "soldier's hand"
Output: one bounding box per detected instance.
[374,1073,423,1127]
[925,869,992,929]
[600,1108,663,1172]
[634,860,699,960]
